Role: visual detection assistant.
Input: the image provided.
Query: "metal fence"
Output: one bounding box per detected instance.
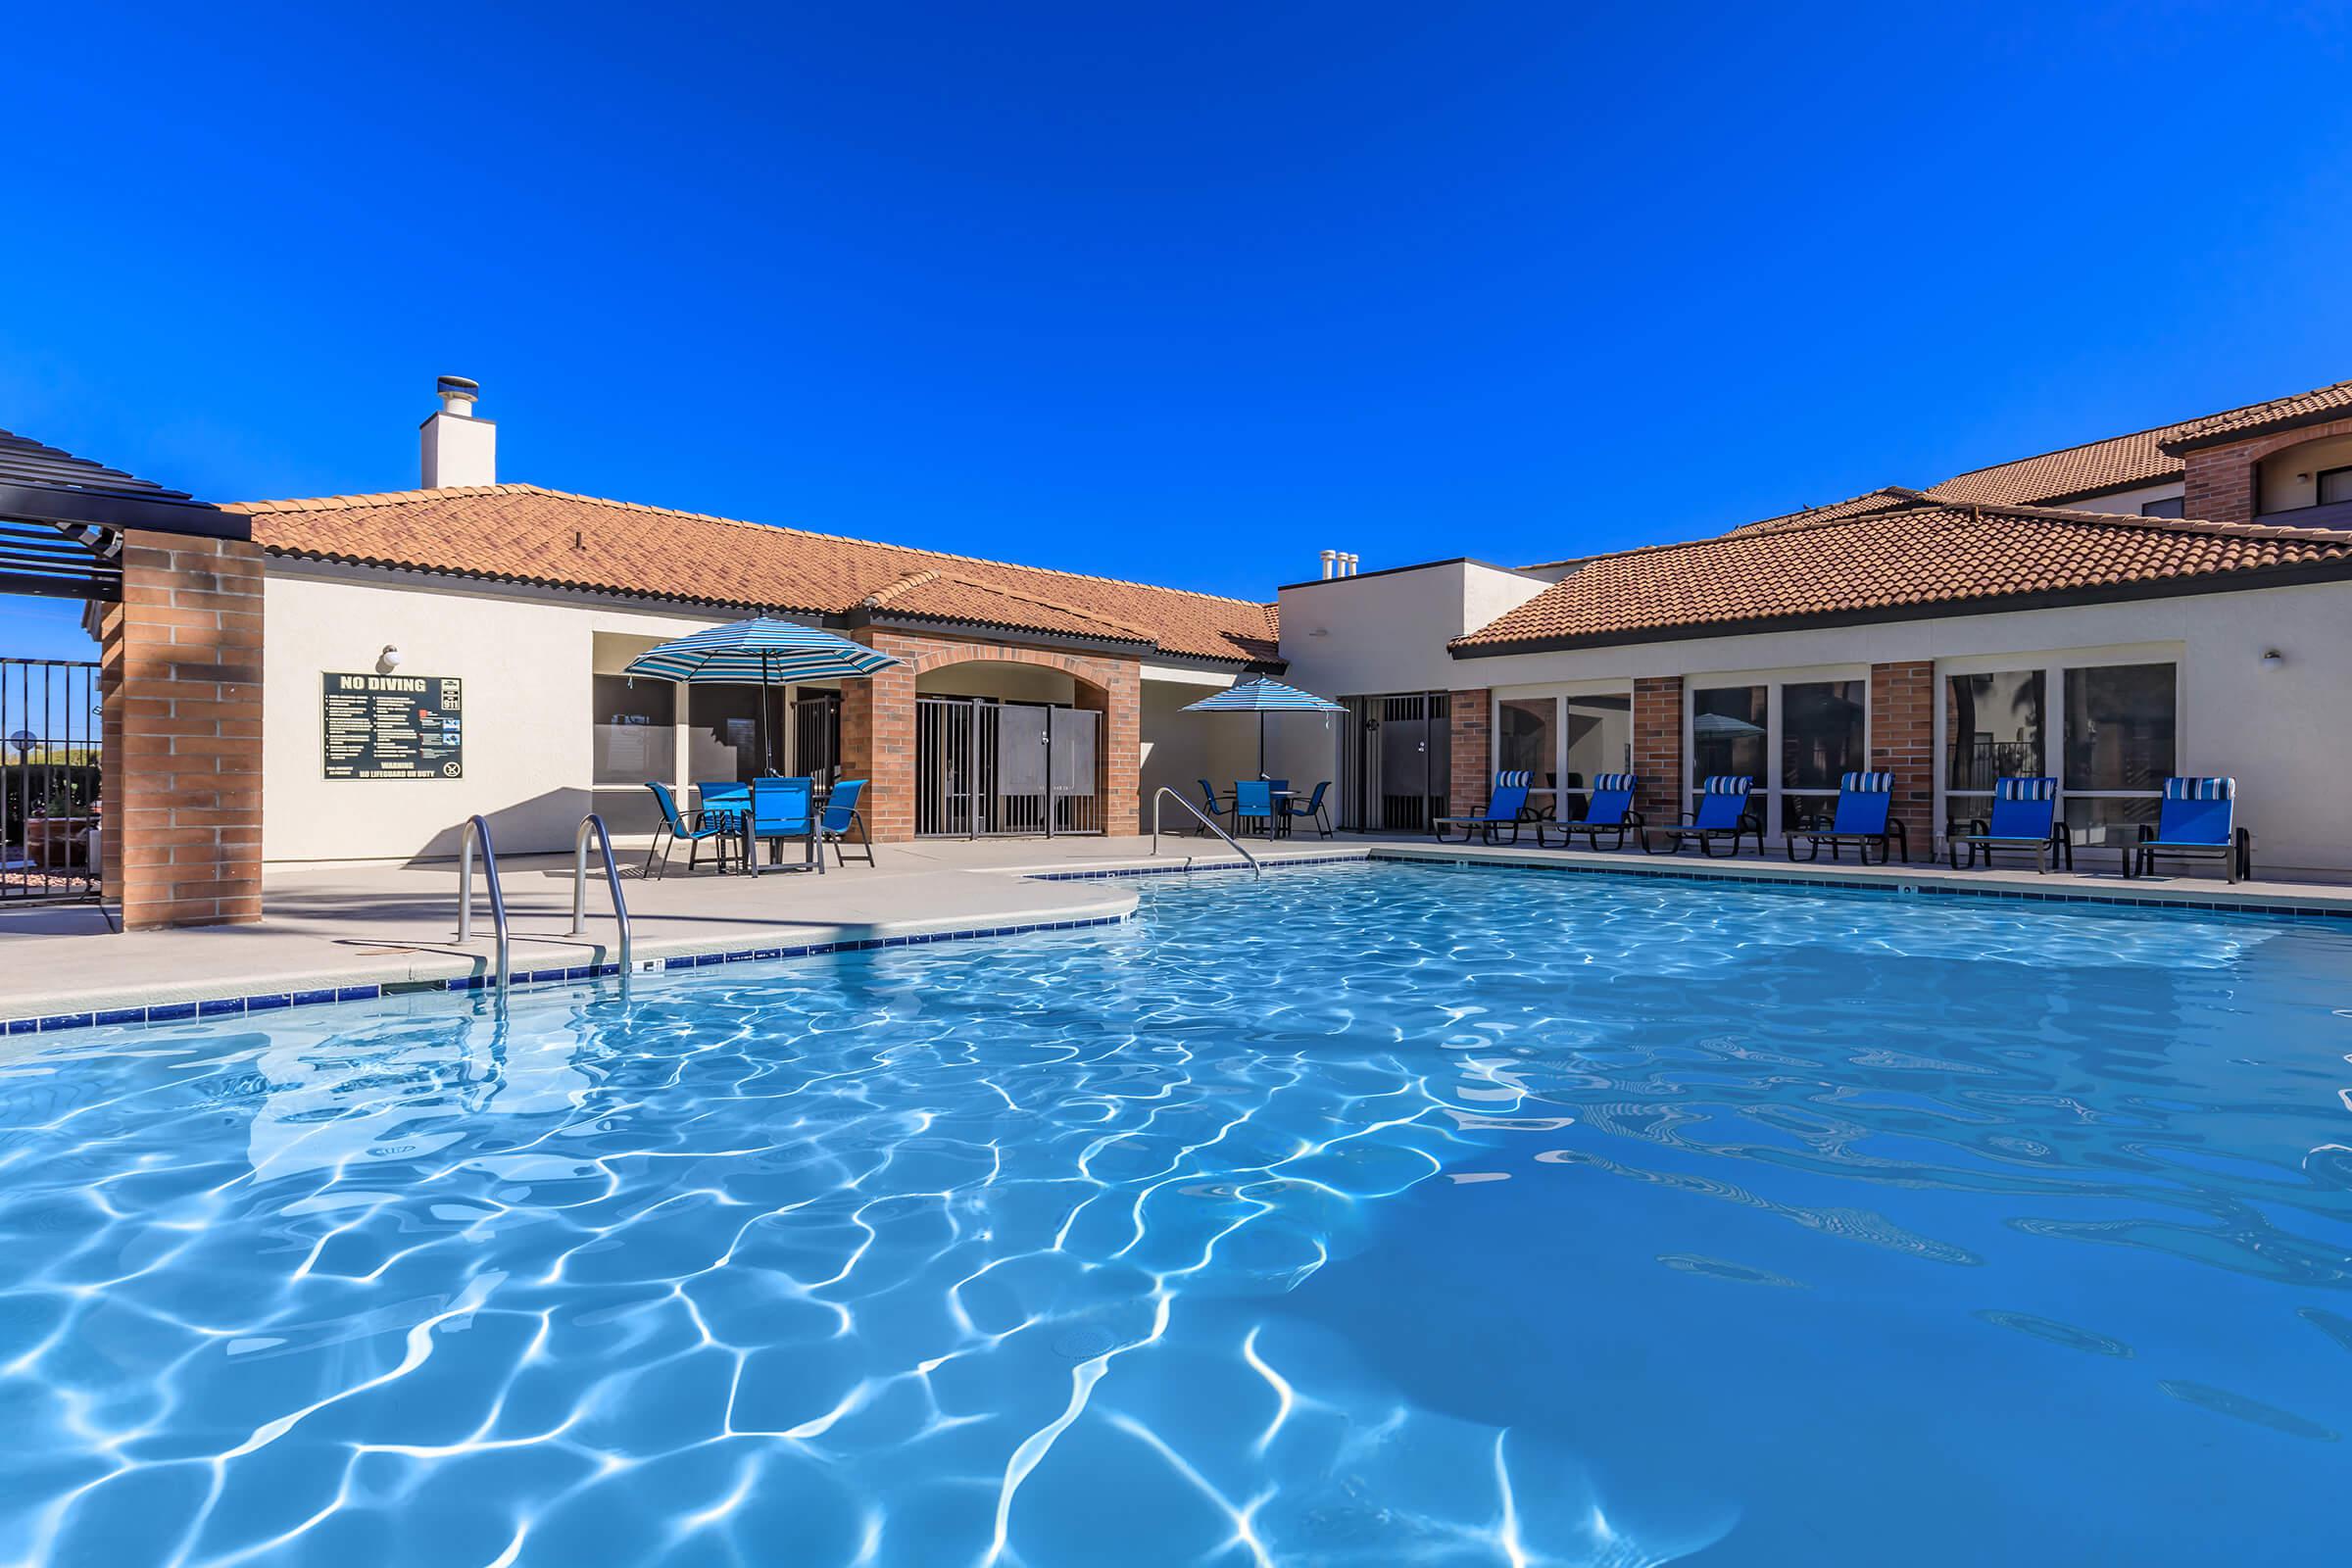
[1341,691,1451,832]
[2,658,103,906]
[914,697,1102,836]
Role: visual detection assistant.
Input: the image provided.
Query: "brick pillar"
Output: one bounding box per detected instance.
[1870,661,1936,857]
[840,631,917,842]
[2180,446,2257,525]
[1632,675,1684,824]
[101,531,266,928]
[1074,659,1142,836]
[1447,689,1491,816]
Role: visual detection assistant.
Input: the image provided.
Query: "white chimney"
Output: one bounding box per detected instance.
[1320,549,1337,580]
[419,374,496,488]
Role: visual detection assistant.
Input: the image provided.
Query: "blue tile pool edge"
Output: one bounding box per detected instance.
[4,913,1135,1037]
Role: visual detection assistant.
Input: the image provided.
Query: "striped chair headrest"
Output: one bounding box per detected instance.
[2163,776,2235,800]
[1840,771,1893,793]
[1702,775,1754,796]
[1996,776,2057,802]
[1592,773,1638,792]
[1495,770,1534,787]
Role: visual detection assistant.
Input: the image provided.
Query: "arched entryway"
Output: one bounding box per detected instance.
[913,656,1108,836]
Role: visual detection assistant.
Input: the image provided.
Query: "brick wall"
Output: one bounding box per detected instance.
[1869,660,1935,857]
[837,628,1142,841]
[101,531,267,928]
[1632,675,1684,824]
[1447,689,1490,816]
[2180,413,2352,525]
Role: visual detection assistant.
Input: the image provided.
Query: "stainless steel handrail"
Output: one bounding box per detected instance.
[1150,787,1262,877]
[569,812,633,976]
[457,813,512,998]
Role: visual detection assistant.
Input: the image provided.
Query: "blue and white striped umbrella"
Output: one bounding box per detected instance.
[624,618,902,773]
[1183,677,1345,777]
[623,618,903,684]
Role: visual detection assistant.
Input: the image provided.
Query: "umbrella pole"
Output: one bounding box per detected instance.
[760,653,773,776]
[1258,711,1267,778]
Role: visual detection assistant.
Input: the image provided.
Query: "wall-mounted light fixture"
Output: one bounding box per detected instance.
[376,645,404,675]
[2261,649,2284,670]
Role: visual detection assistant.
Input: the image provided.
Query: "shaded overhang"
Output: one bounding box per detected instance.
[0,429,248,602]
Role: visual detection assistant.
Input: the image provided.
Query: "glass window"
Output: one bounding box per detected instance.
[2138,496,2185,518]
[2063,663,2175,794]
[1497,698,1556,793]
[1691,685,1767,791]
[1780,680,1865,792]
[2321,466,2352,507]
[593,673,675,785]
[1944,670,2044,791]
[689,684,786,782]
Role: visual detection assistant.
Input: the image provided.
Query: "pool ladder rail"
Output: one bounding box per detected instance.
[456,813,634,1002]
[1149,786,1262,878]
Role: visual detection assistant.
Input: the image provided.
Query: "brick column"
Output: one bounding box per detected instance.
[840,630,918,842]
[1869,661,1936,857]
[2180,446,2257,525]
[1447,689,1491,816]
[1632,675,1684,824]
[1073,659,1141,836]
[101,531,266,928]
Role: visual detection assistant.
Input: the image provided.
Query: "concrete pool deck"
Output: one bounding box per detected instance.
[4,828,2347,1028]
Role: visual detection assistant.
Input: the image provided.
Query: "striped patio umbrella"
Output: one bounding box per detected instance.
[624,618,903,773]
[1183,676,1346,778]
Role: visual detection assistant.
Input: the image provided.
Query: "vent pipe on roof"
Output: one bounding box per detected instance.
[1320,549,1337,580]
[420,374,496,489]
[1343,552,1359,576]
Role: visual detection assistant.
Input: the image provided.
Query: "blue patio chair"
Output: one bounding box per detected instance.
[1282,780,1333,838]
[1643,775,1762,858]
[1948,776,2068,873]
[643,781,736,878]
[697,779,749,829]
[746,775,819,876]
[1785,771,1909,865]
[1538,772,1642,852]
[1433,771,1534,845]
[1232,779,1277,837]
[1196,777,1232,835]
[818,778,874,866]
[2128,776,2250,883]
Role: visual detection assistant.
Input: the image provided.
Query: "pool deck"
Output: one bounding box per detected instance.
[3,828,2346,1029]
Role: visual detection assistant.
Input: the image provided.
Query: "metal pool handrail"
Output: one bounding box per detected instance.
[1150,786,1261,877]
[569,812,633,976]
[456,814,512,999]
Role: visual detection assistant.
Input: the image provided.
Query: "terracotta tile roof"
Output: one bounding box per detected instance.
[1453,501,2352,653]
[1719,487,1921,537]
[231,484,1280,664]
[2160,377,2352,449]
[1925,427,2184,508]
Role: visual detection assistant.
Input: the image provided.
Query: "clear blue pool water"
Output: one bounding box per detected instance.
[3,861,2350,1566]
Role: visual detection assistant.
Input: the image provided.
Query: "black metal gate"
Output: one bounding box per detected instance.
[2,659,103,906]
[1341,691,1451,832]
[915,697,1102,836]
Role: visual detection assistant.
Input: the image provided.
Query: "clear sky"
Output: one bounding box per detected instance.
[5,2,2350,662]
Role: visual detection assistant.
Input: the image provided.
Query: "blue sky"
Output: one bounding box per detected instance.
[5,2,2350,661]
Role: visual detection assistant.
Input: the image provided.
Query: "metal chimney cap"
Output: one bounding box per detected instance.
[435,375,480,400]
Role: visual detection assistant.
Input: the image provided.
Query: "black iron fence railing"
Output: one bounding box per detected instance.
[2,658,104,906]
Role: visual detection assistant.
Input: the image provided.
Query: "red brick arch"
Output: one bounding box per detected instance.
[838,627,1142,841]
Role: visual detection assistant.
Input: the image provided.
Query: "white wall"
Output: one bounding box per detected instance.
[1276,560,1547,696]
[1446,582,2352,875]
[2056,479,2184,516]
[264,565,734,862]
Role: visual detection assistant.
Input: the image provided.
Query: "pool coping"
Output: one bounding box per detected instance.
[7,839,2346,1036]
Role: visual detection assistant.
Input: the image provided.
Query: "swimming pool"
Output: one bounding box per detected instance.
[2,860,2347,1565]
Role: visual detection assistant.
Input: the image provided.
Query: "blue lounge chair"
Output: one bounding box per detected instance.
[1283,780,1333,838]
[746,775,819,876]
[818,778,873,866]
[1644,775,1761,858]
[1786,770,1909,864]
[1434,771,1534,845]
[1948,776,2068,873]
[2128,776,2250,882]
[1232,779,1277,837]
[643,781,736,878]
[1538,772,1642,851]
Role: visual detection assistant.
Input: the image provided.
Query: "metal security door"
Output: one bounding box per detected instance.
[1049,706,1100,834]
[916,698,1103,838]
